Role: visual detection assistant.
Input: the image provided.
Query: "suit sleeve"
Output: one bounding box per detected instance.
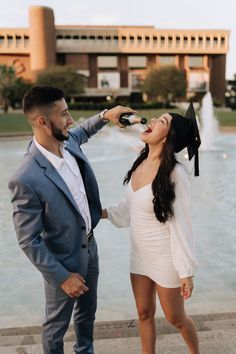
[70,114,107,145]
[9,178,70,287]
[170,165,199,278]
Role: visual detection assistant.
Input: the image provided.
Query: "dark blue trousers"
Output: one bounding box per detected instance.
[42,238,99,354]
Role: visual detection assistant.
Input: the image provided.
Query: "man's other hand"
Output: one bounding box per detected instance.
[61,273,89,298]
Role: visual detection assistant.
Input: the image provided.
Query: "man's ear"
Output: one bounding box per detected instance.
[37,116,49,128]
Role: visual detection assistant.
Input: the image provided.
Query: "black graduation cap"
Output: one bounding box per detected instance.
[170,102,201,176]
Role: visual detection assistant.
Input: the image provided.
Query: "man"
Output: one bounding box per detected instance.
[8,86,134,354]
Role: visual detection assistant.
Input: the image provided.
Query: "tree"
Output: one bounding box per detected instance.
[37,65,85,97]
[142,66,186,105]
[7,78,31,109]
[0,65,17,112]
[0,65,31,112]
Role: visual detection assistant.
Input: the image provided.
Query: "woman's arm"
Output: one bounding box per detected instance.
[170,165,199,282]
[102,198,130,228]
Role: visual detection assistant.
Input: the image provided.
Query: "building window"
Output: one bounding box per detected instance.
[137,36,142,46]
[97,72,120,89]
[0,35,5,46]
[122,36,126,45]
[131,73,144,90]
[104,36,111,46]
[97,56,118,68]
[188,71,209,92]
[145,36,150,46]
[213,37,218,47]
[89,35,95,45]
[130,36,135,46]
[183,36,188,47]
[168,36,173,48]
[176,36,180,48]
[128,56,147,68]
[199,37,203,47]
[191,36,195,47]
[73,35,79,40]
[56,35,64,47]
[221,37,225,47]
[24,35,29,47]
[188,56,204,68]
[56,53,66,65]
[153,36,157,46]
[16,35,22,47]
[97,35,103,42]
[206,37,211,47]
[97,36,103,45]
[160,36,165,47]
[159,55,176,66]
[113,36,119,46]
[7,35,13,46]
[65,35,71,39]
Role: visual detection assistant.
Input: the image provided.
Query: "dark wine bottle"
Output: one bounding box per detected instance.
[119,113,147,126]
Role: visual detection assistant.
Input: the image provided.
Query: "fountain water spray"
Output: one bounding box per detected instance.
[200,92,218,151]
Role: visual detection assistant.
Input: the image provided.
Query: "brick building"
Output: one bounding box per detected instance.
[0,6,230,102]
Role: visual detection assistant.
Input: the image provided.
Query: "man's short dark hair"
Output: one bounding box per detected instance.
[22,86,65,114]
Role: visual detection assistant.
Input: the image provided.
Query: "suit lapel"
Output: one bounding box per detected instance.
[64,140,89,164]
[29,140,81,214]
[44,164,80,213]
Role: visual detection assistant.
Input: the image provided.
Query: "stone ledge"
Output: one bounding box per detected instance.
[1,312,236,343]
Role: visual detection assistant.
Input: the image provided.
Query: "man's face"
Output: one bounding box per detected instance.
[48,99,75,141]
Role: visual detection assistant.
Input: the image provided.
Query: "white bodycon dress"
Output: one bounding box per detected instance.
[107,164,198,288]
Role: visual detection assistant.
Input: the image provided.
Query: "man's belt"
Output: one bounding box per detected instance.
[87,229,94,243]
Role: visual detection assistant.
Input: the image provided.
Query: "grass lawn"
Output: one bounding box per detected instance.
[0,108,236,135]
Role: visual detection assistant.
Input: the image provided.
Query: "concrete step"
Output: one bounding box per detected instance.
[1,329,236,354]
[1,312,236,354]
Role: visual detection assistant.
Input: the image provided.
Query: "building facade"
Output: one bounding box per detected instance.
[0,6,230,102]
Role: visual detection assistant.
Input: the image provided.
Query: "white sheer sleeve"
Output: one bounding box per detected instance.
[170,164,198,278]
[107,197,130,228]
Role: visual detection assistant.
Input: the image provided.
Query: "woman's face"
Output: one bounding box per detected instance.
[140,113,172,145]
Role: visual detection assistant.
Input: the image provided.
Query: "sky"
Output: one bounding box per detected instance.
[0,0,236,79]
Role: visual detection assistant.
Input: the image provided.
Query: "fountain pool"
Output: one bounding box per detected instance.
[0,126,236,328]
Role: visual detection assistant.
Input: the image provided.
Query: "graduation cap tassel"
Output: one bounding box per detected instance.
[194,151,199,176]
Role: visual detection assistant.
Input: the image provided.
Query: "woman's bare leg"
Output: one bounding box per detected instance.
[130,274,157,354]
[156,284,200,354]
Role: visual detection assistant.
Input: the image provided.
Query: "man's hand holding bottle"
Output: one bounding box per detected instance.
[101,106,147,127]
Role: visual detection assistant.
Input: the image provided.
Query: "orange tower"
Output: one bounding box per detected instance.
[29,6,56,79]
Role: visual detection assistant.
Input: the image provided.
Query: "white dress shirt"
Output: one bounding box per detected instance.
[34,137,92,233]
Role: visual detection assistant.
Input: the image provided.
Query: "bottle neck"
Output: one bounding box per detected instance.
[129,115,147,125]
[128,114,137,124]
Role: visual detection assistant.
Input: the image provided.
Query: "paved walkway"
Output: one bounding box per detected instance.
[1,312,236,353]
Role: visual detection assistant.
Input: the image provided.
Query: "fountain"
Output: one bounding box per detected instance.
[1,105,236,328]
[199,91,219,151]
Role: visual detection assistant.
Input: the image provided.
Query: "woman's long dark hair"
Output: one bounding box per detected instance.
[123,125,178,223]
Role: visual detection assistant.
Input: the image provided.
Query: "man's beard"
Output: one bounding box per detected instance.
[50,122,69,142]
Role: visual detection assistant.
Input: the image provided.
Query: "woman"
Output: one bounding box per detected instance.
[102,103,201,354]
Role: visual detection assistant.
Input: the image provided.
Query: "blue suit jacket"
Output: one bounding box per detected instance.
[8,115,106,287]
